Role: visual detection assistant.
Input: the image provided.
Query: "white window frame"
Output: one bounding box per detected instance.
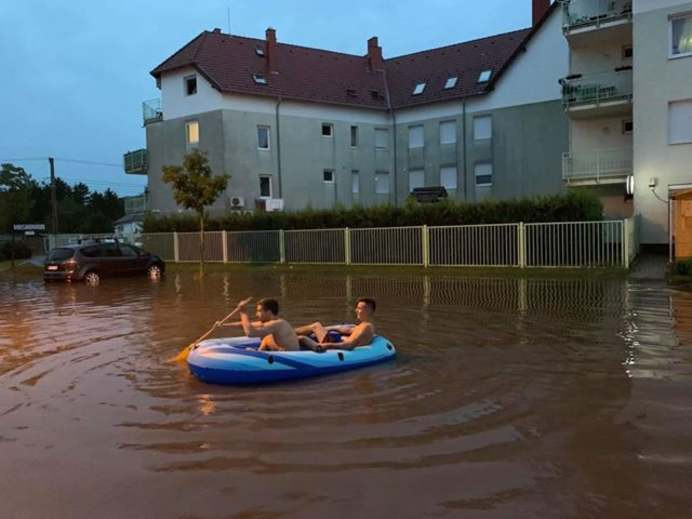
[669,99,692,145]
[257,125,270,150]
[478,69,492,83]
[412,82,426,96]
[323,169,335,183]
[375,171,390,194]
[444,76,458,89]
[252,73,267,85]
[474,162,493,187]
[439,120,457,145]
[622,119,633,135]
[321,123,333,137]
[258,174,272,199]
[408,169,425,192]
[184,74,197,96]
[375,128,389,149]
[473,115,492,141]
[440,166,458,190]
[670,13,692,59]
[185,120,199,145]
[351,170,360,195]
[408,125,424,149]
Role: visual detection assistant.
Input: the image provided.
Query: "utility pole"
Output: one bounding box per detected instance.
[49,157,58,236]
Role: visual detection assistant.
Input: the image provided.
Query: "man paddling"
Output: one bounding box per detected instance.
[296,298,377,351]
[221,298,299,351]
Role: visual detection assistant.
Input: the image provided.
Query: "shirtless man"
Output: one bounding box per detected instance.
[296,298,377,351]
[222,298,299,351]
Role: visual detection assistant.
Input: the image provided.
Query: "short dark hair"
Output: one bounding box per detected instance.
[356,297,376,312]
[258,298,279,315]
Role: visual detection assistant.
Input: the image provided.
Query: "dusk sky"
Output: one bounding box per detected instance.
[1,1,538,197]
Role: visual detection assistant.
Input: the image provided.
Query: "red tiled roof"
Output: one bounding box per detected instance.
[151,4,556,111]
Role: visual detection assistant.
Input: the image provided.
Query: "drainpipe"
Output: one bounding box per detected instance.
[275,97,283,198]
[462,100,467,202]
[382,68,397,205]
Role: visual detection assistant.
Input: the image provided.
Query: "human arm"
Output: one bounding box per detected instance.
[319,324,373,350]
[240,310,277,338]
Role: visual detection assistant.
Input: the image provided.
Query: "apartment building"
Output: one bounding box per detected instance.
[560,0,692,246]
[124,0,569,215]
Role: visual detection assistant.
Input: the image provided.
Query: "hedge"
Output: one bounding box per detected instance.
[143,191,603,233]
[0,240,32,260]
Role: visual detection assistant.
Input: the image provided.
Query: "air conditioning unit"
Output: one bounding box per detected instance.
[230,196,245,209]
[266,198,284,212]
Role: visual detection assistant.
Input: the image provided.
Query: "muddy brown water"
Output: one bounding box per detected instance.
[2,269,692,518]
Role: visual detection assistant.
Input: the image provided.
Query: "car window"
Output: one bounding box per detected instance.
[102,243,121,257]
[119,245,138,257]
[80,245,103,258]
[48,248,74,262]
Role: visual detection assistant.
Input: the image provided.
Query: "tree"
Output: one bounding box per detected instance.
[162,150,229,271]
[0,163,36,267]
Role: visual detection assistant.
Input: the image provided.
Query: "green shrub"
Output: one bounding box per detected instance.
[0,240,32,260]
[674,259,692,276]
[143,191,604,233]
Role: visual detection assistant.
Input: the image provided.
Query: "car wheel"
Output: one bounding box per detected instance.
[147,265,162,279]
[84,271,100,286]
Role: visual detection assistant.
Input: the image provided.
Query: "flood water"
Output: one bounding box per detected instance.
[2,268,692,518]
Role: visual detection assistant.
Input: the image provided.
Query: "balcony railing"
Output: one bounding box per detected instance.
[124,195,147,214]
[562,147,632,182]
[562,0,632,32]
[142,98,163,125]
[123,149,148,175]
[560,68,632,110]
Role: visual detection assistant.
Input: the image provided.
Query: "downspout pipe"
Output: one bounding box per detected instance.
[462,100,467,202]
[382,68,397,205]
[275,96,283,198]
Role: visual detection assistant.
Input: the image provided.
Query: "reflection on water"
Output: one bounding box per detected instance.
[1,271,692,518]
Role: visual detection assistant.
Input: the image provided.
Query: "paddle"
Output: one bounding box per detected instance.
[170,297,252,363]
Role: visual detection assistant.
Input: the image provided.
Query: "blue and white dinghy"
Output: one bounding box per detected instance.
[187,334,396,385]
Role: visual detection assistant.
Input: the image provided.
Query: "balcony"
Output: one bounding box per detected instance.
[124,195,147,214]
[142,98,163,125]
[562,147,632,185]
[560,68,632,118]
[123,149,148,175]
[562,0,632,37]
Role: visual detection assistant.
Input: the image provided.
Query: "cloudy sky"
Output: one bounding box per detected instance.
[1,0,536,196]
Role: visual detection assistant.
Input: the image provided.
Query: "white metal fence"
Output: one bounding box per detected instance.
[133,219,636,269]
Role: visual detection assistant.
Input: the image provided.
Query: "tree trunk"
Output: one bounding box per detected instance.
[199,211,205,273]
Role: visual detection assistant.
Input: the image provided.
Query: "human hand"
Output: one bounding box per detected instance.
[236,297,252,309]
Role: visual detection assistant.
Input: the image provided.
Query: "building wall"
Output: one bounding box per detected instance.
[633,0,692,244]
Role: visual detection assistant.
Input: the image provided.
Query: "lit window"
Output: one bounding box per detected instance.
[323,169,334,183]
[669,100,692,144]
[473,115,492,140]
[351,170,359,194]
[322,123,333,137]
[257,126,270,149]
[375,171,389,194]
[184,75,197,96]
[185,121,199,145]
[375,128,388,149]
[412,82,426,95]
[440,121,456,145]
[259,175,272,198]
[408,125,424,148]
[671,15,692,57]
[252,73,267,85]
[478,69,492,83]
[444,76,458,89]
[409,169,424,191]
[440,166,457,190]
[350,126,358,147]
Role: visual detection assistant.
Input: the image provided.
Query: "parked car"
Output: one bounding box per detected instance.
[44,241,165,284]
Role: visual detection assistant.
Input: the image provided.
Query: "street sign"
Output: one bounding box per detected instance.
[24,230,36,236]
[13,224,46,231]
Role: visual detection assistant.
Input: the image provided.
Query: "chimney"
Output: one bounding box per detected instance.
[532,0,550,26]
[367,36,384,72]
[266,27,277,72]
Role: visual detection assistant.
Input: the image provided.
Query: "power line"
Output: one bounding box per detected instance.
[0,157,48,162]
[54,157,124,168]
[38,176,145,188]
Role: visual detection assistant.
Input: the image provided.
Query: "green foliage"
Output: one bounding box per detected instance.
[0,163,36,233]
[674,258,692,276]
[1,240,32,260]
[143,191,604,233]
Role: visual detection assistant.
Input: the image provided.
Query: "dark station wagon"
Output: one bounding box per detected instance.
[44,241,165,284]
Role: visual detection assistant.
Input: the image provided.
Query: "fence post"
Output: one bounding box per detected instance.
[279,229,285,264]
[622,219,629,269]
[422,225,429,267]
[518,223,526,268]
[344,227,351,265]
[173,231,179,262]
[222,230,228,263]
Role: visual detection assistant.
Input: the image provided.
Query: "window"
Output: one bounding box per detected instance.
[412,82,426,95]
[440,121,457,145]
[102,243,121,257]
[375,171,390,194]
[259,175,272,198]
[323,169,334,183]
[321,123,333,137]
[622,45,633,60]
[375,128,389,149]
[475,162,492,200]
[478,69,492,83]
[184,75,197,96]
[257,126,270,149]
[408,125,424,148]
[622,119,633,135]
[440,166,457,190]
[78,246,100,258]
[473,115,492,140]
[119,245,138,257]
[185,120,199,145]
[444,76,458,89]
[252,73,267,85]
[409,169,425,191]
[671,14,692,57]
[255,47,265,56]
[350,126,359,147]
[351,170,359,194]
[669,100,692,144]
